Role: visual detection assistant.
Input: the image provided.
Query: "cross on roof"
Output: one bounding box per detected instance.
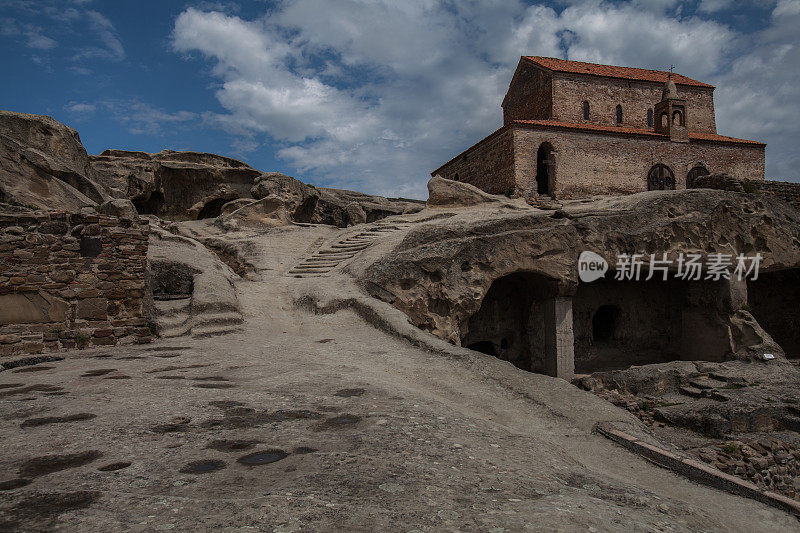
[668,64,675,79]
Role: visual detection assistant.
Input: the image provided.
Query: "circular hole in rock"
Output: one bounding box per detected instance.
[206,440,260,453]
[334,388,365,398]
[237,450,288,466]
[179,460,226,474]
[13,366,56,373]
[98,462,131,472]
[0,478,31,490]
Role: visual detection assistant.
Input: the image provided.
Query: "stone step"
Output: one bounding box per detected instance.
[289,268,333,274]
[330,243,370,249]
[297,259,341,267]
[194,311,244,327]
[159,323,192,339]
[154,298,191,316]
[156,313,190,329]
[192,324,243,339]
[315,251,357,257]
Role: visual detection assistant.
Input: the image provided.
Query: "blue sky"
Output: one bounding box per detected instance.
[1,0,798,198]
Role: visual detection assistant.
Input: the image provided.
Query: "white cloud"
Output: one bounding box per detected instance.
[25,31,57,49]
[73,10,124,61]
[171,1,798,196]
[0,2,124,63]
[65,102,97,114]
[65,100,198,134]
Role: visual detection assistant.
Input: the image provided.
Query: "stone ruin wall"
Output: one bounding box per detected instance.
[0,211,151,357]
[695,175,800,210]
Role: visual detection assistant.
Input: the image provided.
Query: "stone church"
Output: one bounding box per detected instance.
[432,56,766,199]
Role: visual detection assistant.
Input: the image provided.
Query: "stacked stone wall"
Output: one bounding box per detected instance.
[0,211,151,356]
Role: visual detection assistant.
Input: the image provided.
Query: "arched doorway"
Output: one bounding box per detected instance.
[686,165,710,189]
[648,164,675,191]
[536,143,554,195]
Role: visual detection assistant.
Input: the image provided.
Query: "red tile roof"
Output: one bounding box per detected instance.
[523,56,714,89]
[512,119,764,146]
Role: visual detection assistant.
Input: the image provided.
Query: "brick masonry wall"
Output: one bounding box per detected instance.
[502,63,552,124]
[0,211,151,356]
[512,127,765,199]
[550,74,717,133]
[431,128,516,195]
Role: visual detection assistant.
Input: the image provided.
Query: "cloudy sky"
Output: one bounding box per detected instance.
[1,0,798,198]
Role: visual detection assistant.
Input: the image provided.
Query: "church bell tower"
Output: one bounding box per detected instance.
[654,76,689,142]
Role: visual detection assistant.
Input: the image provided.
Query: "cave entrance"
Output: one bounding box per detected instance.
[573,277,729,373]
[197,198,227,219]
[460,271,559,374]
[132,191,164,215]
[748,269,800,358]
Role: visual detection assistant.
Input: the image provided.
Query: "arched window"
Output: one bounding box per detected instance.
[648,164,675,191]
[686,166,710,188]
[647,109,654,128]
[673,110,682,126]
[453,173,459,182]
[616,105,623,124]
[661,113,669,128]
[582,101,590,120]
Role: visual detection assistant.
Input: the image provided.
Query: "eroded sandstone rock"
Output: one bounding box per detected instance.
[427,175,524,208]
[89,149,260,220]
[359,189,800,363]
[0,110,110,211]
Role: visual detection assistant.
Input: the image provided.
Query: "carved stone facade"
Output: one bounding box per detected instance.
[433,56,766,199]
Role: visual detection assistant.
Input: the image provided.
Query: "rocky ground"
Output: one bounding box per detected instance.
[1,214,799,532]
[580,359,800,504]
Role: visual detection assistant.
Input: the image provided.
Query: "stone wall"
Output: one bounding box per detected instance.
[502,63,552,124]
[756,181,800,210]
[549,74,717,133]
[431,127,516,195]
[0,211,151,356]
[694,176,800,210]
[512,126,765,199]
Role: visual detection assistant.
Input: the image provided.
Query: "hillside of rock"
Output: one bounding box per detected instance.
[0,110,110,211]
